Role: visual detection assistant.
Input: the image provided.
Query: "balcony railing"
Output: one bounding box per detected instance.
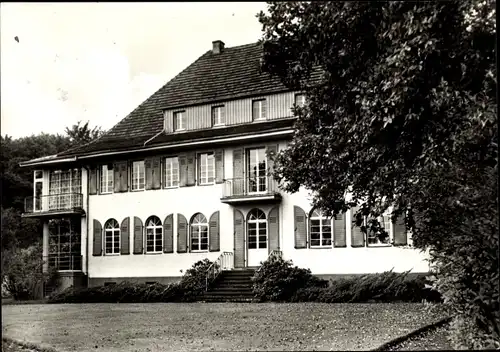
[221,176,282,204]
[24,193,84,216]
[44,254,83,271]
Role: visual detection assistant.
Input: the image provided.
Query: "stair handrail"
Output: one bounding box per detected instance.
[256,250,283,273]
[205,251,234,291]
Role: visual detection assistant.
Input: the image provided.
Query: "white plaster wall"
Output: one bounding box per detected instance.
[87,140,430,279]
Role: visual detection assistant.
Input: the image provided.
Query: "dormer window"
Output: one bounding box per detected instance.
[173,111,185,131]
[212,105,225,126]
[295,94,306,107]
[252,99,267,121]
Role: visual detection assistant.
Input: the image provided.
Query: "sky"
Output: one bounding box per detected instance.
[0,2,267,139]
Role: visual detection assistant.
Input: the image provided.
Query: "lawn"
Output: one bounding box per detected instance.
[2,303,447,352]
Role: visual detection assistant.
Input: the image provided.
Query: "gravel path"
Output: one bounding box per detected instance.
[2,303,447,352]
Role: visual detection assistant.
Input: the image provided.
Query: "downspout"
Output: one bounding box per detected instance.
[143,128,165,147]
[81,160,90,288]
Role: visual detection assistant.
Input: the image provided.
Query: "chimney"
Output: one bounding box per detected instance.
[212,40,225,54]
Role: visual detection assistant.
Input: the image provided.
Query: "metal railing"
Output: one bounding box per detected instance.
[256,250,283,273]
[44,254,83,271]
[222,175,279,198]
[205,252,234,291]
[25,193,83,213]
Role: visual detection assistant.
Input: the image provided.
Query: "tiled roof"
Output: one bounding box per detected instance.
[59,42,299,157]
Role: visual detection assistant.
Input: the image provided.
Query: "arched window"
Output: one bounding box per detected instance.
[309,209,332,248]
[190,213,208,251]
[247,209,267,249]
[104,219,120,254]
[145,216,162,253]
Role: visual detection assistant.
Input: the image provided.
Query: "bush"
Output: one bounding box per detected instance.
[251,256,328,302]
[177,259,215,301]
[290,270,442,303]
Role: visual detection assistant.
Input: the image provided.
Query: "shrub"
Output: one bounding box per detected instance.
[178,259,216,301]
[252,255,328,302]
[290,270,442,303]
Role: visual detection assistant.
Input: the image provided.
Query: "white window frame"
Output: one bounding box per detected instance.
[145,216,163,253]
[190,213,208,252]
[295,93,306,107]
[100,164,114,194]
[164,156,179,188]
[131,161,145,191]
[252,99,267,121]
[198,152,215,185]
[246,147,268,194]
[247,209,267,249]
[366,210,393,247]
[309,209,333,248]
[104,219,120,255]
[212,105,225,126]
[173,111,185,131]
[33,170,43,212]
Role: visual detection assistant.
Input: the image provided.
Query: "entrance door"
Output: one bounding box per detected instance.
[247,209,268,267]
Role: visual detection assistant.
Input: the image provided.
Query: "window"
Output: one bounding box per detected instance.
[100,164,113,194]
[247,209,267,249]
[310,209,332,248]
[48,218,82,270]
[367,214,391,246]
[295,94,306,107]
[104,219,120,255]
[247,148,267,193]
[252,99,267,121]
[145,216,162,253]
[34,170,43,211]
[173,111,185,131]
[164,157,179,188]
[199,153,215,185]
[190,213,208,251]
[131,161,145,191]
[212,105,225,126]
[49,169,81,210]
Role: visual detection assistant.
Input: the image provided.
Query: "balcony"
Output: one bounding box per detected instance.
[23,193,85,218]
[45,254,83,271]
[221,176,282,204]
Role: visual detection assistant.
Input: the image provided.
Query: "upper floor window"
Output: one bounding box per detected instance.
[100,164,113,194]
[145,216,163,253]
[198,152,215,185]
[309,209,332,248]
[295,94,306,107]
[190,213,208,252]
[104,219,120,255]
[212,105,225,126]
[252,99,267,121]
[164,157,179,188]
[173,111,185,131]
[131,161,145,191]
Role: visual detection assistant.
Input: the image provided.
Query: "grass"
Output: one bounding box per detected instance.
[387,322,452,351]
[2,303,447,352]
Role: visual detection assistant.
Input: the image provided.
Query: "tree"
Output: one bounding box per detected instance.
[258,1,497,348]
[64,120,103,147]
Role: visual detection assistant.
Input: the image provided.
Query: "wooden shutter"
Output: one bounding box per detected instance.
[334,212,347,247]
[92,219,103,256]
[177,213,188,253]
[186,153,196,186]
[120,217,130,255]
[133,216,143,254]
[232,148,243,195]
[351,206,365,247]
[145,158,153,190]
[266,144,278,176]
[119,162,128,192]
[209,211,220,252]
[393,214,408,246]
[233,209,245,268]
[268,206,280,253]
[294,206,307,249]
[89,167,98,195]
[215,149,224,184]
[262,99,267,119]
[163,214,174,253]
[113,162,121,193]
[152,157,161,189]
[179,154,187,187]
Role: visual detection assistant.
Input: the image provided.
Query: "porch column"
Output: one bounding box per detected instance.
[42,221,49,272]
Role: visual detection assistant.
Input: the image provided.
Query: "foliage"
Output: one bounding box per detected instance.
[178,259,215,301]
[251,255,327,302]
[258,1,497,348]
[64,120,103,148]
[290,270,441,303]
[2,242,59,301]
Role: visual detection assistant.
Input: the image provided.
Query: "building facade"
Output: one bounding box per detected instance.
[21,41,429,293]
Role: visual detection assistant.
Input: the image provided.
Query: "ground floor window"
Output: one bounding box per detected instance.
[190,213,208,251]
[247,208,267,249]
[145,216,163,253]
[48,217,82,270]
[104,219,120,254]
[309,209,332,248]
